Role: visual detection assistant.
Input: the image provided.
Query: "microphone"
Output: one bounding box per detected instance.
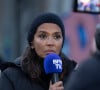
[44,53,62,84]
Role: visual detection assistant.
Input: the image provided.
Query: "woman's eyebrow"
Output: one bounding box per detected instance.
[37,30,62,34]
[37,31,46,33]
[53,32,62,34]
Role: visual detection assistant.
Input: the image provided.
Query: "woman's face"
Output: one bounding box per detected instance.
[31,23,63,58]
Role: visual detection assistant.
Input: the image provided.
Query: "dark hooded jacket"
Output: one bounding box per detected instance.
[0,56,76,90]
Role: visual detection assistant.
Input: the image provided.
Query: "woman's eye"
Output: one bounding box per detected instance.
[54,35,62,40]
[39,34,47,39]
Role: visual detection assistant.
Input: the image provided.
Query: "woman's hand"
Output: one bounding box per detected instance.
[49,81,64,90]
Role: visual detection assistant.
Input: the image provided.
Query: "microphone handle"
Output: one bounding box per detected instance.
[51,73,59,84]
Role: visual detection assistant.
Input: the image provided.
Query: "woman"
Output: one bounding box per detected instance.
[0,13,76,90]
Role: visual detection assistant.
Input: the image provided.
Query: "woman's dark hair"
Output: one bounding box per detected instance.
[21,47,42,79]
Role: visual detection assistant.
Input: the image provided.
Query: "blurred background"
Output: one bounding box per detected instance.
[0,0,100,63]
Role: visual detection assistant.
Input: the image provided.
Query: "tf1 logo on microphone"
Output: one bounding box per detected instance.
[53,59,62,70]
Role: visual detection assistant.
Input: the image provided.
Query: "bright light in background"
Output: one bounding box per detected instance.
[79,0,90,5]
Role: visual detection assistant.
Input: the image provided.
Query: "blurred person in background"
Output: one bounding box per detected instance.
[0,56,3,73]
[0,56,14,72]
[65,24,100,90]
[0,13,76,90]
[0,56,6,71]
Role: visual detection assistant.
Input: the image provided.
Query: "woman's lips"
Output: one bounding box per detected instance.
[45,50,55,54]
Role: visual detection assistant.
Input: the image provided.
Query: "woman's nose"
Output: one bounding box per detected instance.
[46,37,54,45]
